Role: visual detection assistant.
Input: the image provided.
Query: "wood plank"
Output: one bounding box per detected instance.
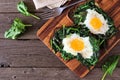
[0,13,46,39]
[0,39,65,68]
[0,68,119,80]
[37,0,120,78]
[0,39,120,68]
[0,0,36,12]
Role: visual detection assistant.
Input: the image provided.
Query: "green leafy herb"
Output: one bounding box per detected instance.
[61,50,75,60]
[101,55,120,80]
[4,18,32,39]
[17,1,40,20]
[77,52,98,69]
[77,36,100,68]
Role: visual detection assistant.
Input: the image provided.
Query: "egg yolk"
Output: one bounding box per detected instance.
[90,17,102,30]
[70,38,84,51]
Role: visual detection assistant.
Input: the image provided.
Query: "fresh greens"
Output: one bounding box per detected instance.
[61,50,75,60]
[73,0,116,40]
[77,51,98,68]
[4,18,32,39]
[17,1,40,20]
[101,55,120,80]
[50,25,100,68]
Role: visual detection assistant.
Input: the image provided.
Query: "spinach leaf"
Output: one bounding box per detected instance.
[77,36,100,68]
[89,36,100,53]
[73,11,87,24]
[101,55,120,80]
[61,50,75,60]
[4,18,32,39]
[77,52,98,69]
[17,1,40,20]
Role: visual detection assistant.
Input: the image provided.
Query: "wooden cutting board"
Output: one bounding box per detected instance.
[37,0,120,78]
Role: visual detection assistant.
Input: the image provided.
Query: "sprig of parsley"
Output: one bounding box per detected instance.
[17,1,40,20]
[101,55,120,80]
[4,18,32,39]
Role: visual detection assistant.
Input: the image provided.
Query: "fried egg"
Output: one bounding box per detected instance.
[62,34,93,59]
[84,9,109,35]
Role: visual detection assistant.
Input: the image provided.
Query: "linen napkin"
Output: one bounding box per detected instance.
[33,0,68,9]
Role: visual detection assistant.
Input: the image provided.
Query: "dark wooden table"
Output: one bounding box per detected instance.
[0,0,120,80]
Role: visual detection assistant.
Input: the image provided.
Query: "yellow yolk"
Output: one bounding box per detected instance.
[90,17,102,30]
[70,39,84,51]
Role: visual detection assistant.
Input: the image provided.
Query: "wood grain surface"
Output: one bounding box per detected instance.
[37,0,120,78]
[0,0,120,80]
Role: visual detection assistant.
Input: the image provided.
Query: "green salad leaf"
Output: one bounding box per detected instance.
[4,18,32,39]
[101,55,120,80]
[17,1,40,20]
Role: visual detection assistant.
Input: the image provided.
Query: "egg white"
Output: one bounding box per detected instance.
[62,34,93,59]
[84,9,109,35]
